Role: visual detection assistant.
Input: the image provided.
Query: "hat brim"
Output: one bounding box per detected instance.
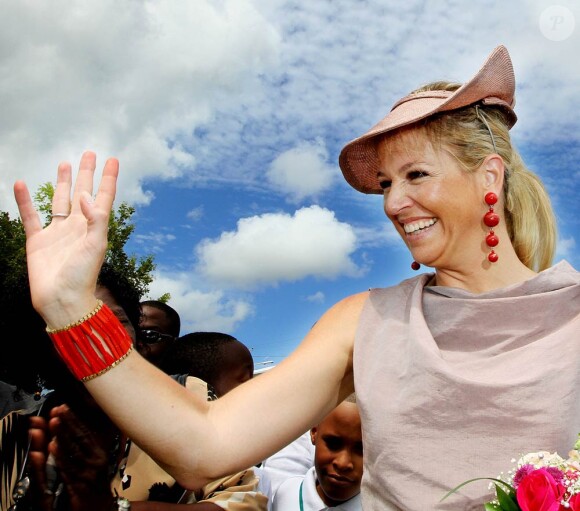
[339,45,517,194]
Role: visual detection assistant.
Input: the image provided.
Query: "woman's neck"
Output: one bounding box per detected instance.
[433,251,538,293]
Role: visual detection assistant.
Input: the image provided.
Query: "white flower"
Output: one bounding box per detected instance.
[518,451,565,468]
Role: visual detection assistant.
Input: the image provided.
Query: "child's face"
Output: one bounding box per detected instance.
[310,401,363,507]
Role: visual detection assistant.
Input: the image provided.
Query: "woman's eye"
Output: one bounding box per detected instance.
[378,180,391,190]
[408,170,427,180]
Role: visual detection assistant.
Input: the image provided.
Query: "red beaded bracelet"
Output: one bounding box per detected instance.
[47,300,133,382]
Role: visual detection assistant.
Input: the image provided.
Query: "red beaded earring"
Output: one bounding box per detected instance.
[483,192,499,263]
[411,261,420,271]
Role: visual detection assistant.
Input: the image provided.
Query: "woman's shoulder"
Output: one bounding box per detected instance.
[549,260,580,278]
[337,289,371,307]
[319,291,371,326]
[322,274,433,321]
[304,292,370,363]
[367,273,433,298]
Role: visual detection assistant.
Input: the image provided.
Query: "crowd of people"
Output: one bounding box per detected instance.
[1,278,363,511]
[1,45,578,510]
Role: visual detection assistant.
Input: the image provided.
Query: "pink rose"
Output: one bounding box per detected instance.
[516,468,565,511]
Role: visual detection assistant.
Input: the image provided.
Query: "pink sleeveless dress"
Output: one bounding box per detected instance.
[354,261,580,510]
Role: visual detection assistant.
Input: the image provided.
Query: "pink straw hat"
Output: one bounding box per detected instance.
[339,45,517,194]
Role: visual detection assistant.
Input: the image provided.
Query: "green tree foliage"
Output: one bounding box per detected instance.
[156,292,171,303]
[33,181,55,222]
[0,212,28,300]
[0,211,42,387]
[104,201,155,299]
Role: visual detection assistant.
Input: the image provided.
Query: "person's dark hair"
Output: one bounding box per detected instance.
[159,332,238,386]
[140,300,181,337]
[98,263,141,333]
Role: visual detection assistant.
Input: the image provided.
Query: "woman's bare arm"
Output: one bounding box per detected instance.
[14,152,367,489]
[81,290,364,488]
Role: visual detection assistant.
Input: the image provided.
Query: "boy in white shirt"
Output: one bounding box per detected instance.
[272,395,362,511]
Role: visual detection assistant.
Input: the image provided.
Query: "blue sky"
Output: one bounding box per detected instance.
[2,0,579,367]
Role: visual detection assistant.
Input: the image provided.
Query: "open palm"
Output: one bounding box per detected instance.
[13,151,118,329]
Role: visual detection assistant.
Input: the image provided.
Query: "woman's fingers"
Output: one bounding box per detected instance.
[82,157,118,249]
[15,151,118,327]
[51,162,73,219]
[15,152,116,233]
[14,180,42,237]
[95,157,119,210]
[71,151,97,213]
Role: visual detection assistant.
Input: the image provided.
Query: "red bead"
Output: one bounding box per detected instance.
[485,232,499,247]
[411,261,421,271]
[485,192,498,206]
[488,250,499,263]
[484,211,500,227]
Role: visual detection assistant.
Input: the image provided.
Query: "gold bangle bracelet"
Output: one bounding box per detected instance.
[80,346,134,382]
[46,300,104,334]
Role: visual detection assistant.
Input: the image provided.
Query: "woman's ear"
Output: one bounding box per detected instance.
[482,154,505,193]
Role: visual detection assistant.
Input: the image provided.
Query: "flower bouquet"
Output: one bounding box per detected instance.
[443,436,580,510]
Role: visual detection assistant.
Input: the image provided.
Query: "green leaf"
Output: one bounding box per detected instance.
[441,477,515,502]
[156,293,171,303]
[495,483,519,511]
[102,200,158,298]
[33,182,55,226]
[442,478,519,511]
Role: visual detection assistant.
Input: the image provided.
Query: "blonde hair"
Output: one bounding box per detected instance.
[383,81,556,271]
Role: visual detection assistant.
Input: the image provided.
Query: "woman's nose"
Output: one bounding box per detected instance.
[383,182,412,217]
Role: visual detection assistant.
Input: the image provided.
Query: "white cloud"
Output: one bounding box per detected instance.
[116,1,570,254]
[134,232,176,252]
[266,140,335,202]
[187,206,205,222]
[556,236,576,261]
[4,0,579,215]
[305,291,325,304]
[196,205,361,288]
[144,270,254,333]
[0,0,281,215]
[354,223,401,248]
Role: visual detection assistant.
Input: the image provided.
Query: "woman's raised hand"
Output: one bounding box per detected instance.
[13,151,118,329]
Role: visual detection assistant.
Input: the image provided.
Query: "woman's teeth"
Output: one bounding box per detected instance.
[404,218,437,234]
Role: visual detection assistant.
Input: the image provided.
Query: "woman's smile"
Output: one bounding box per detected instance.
[403,217,438,235]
